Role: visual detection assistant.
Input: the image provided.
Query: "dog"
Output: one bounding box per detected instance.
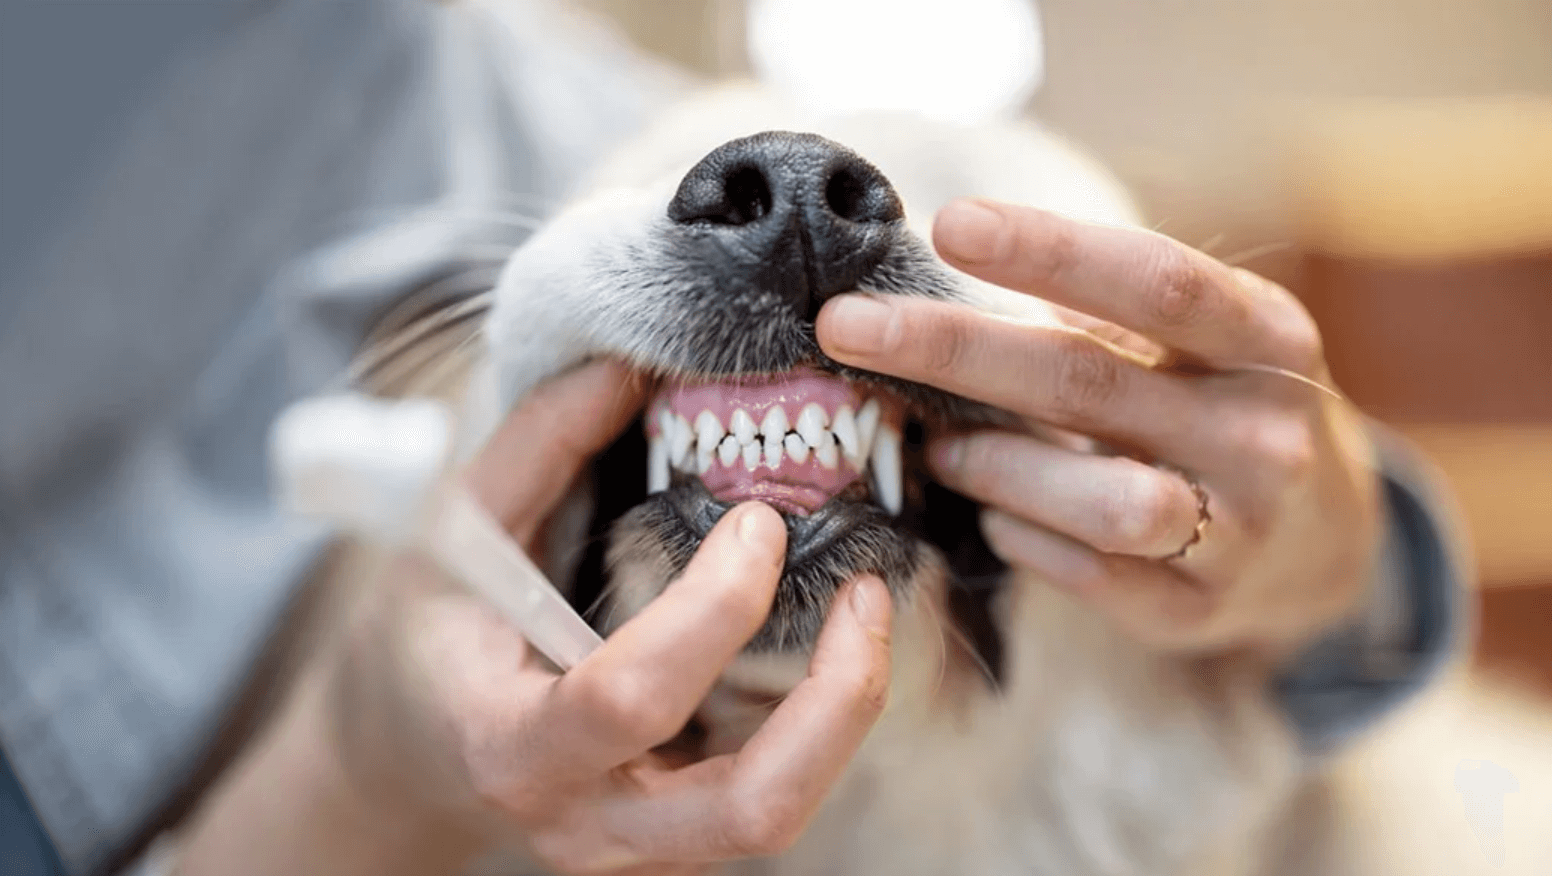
[340,82,1552,876]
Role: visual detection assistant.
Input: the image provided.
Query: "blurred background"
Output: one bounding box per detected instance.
[3,0,1550,690]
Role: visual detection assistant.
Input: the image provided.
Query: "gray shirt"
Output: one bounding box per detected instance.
[0,2,1465,873]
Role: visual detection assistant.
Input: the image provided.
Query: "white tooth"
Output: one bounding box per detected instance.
[856,399,881,460]
[669,414,694,468]
[796,403,828,446]
[813,431,839,469]
[784,432,810,463]
[764,432,784,468]
[831,405,860,467]
[730,408,756,444]
[695,410,724,453]
[718,434,740,467]
[870,423,903,515]
[647,436,670,494]
[696,444,714,474]
[742,439,761,471]
[760,405,789,441]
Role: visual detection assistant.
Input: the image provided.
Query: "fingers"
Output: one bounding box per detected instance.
[977,510,1224,650]
[468,359,647,541]
[930,431,1200,559]
[545,503,788,774]
[816,294,1217,466]
[930,198,1322,373]
[594,575,893,861]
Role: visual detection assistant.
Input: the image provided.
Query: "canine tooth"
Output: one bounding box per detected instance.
[796,403,828,446]
[813,431,839,469]
[831,405,860,467]
[784,432,810,463]
[743,439,761,471]
[856,399,881,459]
[730,408,756,444]
[647,436,670,494]
[718,434,740,467]
[760,405,788,440]
[764,432,784,468]
[696,444,714,474]
[669,414,694,467]
[695,410,723,454]
[870,423,903,515]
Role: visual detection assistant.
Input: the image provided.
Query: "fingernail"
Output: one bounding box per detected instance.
[931,437,966,474]
[820,294,893,357]
[737,503,769,546]
[935,199,1004,264]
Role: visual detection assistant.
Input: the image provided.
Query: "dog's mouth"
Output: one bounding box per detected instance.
[645,366,905,518]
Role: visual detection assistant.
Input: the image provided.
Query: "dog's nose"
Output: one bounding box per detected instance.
[668,131,904,321]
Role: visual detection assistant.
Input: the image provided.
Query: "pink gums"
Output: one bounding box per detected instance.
[647,368,887,516]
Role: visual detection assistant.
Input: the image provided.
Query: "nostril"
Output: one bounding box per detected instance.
[824,168,868,222]
[667,160,774,227]
[722,166,772,225]
[823,164,903,224]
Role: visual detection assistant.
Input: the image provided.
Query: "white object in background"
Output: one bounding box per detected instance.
[747,0,1044,125]
[269,393,603,670]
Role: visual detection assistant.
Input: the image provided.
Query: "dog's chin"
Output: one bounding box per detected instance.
[606,478,921,653]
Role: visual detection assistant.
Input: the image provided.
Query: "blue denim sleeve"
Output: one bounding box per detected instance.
[1,745,64,876]
[1273,425,1470,757]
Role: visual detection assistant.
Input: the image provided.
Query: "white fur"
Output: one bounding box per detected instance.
[460,85,1552,875]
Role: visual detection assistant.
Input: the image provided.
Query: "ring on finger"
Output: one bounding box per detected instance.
[1150,463,1211,562]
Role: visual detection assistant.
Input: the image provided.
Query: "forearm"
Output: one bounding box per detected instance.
[175,669,480,876]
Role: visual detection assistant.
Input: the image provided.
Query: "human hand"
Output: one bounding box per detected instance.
[330,361,894,875]
[815,199,1380,654]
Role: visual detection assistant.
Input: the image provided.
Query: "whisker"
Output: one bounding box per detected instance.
[1195,232,1227,255]
[1220,240,1294,267]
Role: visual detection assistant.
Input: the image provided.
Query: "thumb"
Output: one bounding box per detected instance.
[465,359,646,540]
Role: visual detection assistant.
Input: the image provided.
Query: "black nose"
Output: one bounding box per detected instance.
[667,131,904,321]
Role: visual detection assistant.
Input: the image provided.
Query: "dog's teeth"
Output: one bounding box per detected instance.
[696,444,714,475]
[796,403,828,446]
[668,414,694,468]
[760,405,788,441]
[742,439,761,471]
[764,432,783,469]
[831,405,860,468]
[718,434,740,467]
[730,408,756,444]
[870,423,903,515]
[784,432,810,464]
[813,430,839,469]
[856,399,881,460]
[695,410,723,454]
[647,435,670,494]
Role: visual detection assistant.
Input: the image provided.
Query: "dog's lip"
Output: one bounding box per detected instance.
[659,474,885,566]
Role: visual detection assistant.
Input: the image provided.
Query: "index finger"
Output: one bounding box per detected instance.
[542,503,788,775]
[931,198,1322,373]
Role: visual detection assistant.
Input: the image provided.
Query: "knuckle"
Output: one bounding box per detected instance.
[920,310,977,374]
[1145,244,1213,329]
[1050,335,1124,417]
[725,790,808,856]
[569,672,682,746]
[1098,469,1180,554]
[1253,416,1317,488]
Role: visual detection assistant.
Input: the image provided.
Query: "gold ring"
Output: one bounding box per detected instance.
[1154,465,1211,562]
